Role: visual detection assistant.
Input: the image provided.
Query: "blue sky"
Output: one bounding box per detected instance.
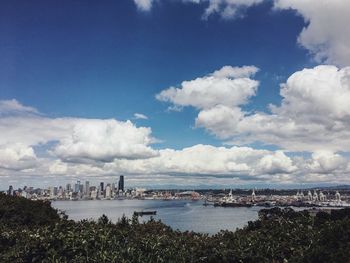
[1,0,350,189]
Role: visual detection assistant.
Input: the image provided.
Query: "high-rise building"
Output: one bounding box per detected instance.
[118,175,124,192]
[100,182,104,192]
[85,181,90,197]
[105,185,111,199]
[66,183,72,192]
[74,181,81,193]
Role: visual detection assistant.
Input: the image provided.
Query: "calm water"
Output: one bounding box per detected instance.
[52,200,261,234]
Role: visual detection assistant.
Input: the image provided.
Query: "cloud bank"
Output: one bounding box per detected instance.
[2,66,350,186]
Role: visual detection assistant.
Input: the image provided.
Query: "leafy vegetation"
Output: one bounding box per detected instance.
[0,193,349,262]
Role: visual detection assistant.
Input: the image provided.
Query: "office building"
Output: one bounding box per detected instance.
[85,181,90,197]
[74,181,80,193]
[118,175,124,192]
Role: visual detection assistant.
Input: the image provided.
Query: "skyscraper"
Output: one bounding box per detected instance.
[100,182,104,192]
[118,175,124,192]
[74,181,81,193]
[105,185,111,199]
[85,181,90,197]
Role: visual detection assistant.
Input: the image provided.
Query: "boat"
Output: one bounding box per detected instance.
[214,202,253,208]
[133,210,157,216]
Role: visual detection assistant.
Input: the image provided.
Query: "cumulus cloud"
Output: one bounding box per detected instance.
[156,65,259,110]
[0,100,157,163]
[212,65,259,78]
[0,99,39,116]
[133,0,154,11]
[54,119,158,162]
[235,65,350,151]
[1,98,350,186]
[104,144,350,185]
[274,0,350,66]
[0,144,38,171]
[171,65,350,152]
[105,144,296,177]
[133,113,148,120]
[49,160,68,175]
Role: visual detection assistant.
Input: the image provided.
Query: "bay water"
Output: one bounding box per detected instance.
[52,199,262,234]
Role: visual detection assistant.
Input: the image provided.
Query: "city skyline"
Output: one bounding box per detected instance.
[1,1,350,188]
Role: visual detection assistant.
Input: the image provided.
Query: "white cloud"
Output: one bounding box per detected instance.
[255,151,297,175]
[1,98,350,186]
[104,144,350,185]
[156,65,259,110]
[134,0,154,11]
[0,100,158,163]
[49,160,68,175]
[176,65,350,152]
[305,151,348,174]
[237,65,350,151]
[200,0,264,19]
[0,99,39,116]
[54,119,158,162]
[196,105,243,139]
[133,113,148,120]
[212,65,259,78]
[133,0,263,19]
[106,144,296,177]
[274,0,350,66]
[0,144,38,171]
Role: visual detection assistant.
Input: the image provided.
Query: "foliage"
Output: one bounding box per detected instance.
[0,194,349,262]
[0,193,60,227]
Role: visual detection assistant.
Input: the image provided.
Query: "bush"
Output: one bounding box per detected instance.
[0,194,349,262]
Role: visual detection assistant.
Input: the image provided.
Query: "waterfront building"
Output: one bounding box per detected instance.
[308,191,312,201]
[66,183,72,192]
[100,182,104,192]
[105,185,111,199]
[91,189,98,199]
[251,189,256,202]
[84,181,90,197]
[336,191,341,202]
[48,186,54,198]
[319,191,326,202]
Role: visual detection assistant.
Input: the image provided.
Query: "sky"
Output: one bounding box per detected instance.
[1,0,350,189]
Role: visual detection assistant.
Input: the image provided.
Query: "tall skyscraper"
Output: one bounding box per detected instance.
[74,181,80,193]
[100,182,104,192]
[118,175,124,192]
[85,181,90,197]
